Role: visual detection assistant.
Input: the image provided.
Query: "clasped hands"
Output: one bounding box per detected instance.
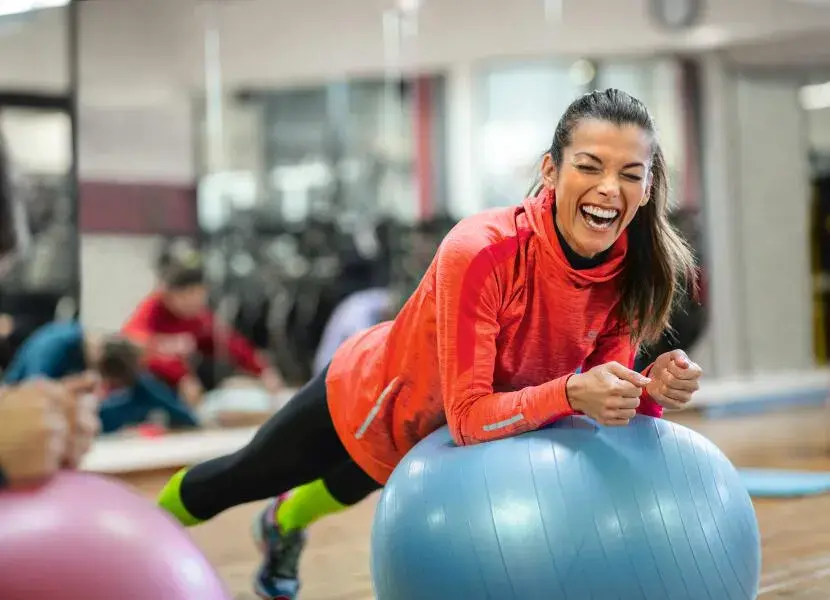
[0,378,100,488]
[566,349,702,427]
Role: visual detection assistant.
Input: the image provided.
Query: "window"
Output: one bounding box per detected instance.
[476,61,592,209]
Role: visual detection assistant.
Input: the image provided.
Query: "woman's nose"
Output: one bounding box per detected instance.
[596,174,621,198]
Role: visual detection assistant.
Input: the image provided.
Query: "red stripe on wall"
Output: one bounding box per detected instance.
[79,180,197,235]
[679,60,702,211]
[413,76,434,220]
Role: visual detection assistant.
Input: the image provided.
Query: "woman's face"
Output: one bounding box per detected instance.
[542,118,653,258]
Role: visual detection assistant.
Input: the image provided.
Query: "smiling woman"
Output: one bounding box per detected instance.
[155,87,704,600]
[532,89,695,343]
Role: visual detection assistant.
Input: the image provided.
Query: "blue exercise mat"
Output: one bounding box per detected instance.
[739,468,830,498]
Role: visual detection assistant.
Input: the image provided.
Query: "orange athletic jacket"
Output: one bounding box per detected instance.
[327,189,662,485]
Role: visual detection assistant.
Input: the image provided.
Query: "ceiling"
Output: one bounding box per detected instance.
[0,0,828,100]
[724,29,830,71]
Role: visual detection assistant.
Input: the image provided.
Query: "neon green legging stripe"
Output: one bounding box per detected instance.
[276,479,347,533]
[157,468,203,527]
[157,469,345,532]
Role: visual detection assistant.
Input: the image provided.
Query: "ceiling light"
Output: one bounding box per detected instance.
[569,59,596,86]
[800,81,830,110]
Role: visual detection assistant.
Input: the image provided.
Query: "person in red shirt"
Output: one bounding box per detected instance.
[158,88,704,600]
[122,262,283,408]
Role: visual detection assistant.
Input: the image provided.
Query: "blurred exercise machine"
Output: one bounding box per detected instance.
[169,211,455,386]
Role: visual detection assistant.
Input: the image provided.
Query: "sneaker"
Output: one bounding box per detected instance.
[251,495,308,600]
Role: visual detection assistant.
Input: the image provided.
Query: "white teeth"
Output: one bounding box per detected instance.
[581,205,619,219]
[580,205,618,231]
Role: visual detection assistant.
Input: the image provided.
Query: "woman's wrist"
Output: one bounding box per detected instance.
[565,372,585,412]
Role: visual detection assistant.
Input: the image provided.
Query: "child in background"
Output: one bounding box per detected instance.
[122,261,284,409]
[3,320,198,433]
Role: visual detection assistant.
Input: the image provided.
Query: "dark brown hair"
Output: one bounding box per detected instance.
[96,336,142,386]
[161,264,205,290]
[548,89,697,343]
[157,241,205,289]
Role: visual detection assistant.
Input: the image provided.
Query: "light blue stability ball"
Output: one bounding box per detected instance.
[371,415,761,600]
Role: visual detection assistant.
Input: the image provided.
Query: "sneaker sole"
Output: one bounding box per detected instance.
[254,585,292,600]
[251,514,277,599]
[254,583,291,600]
[250,510,298,600]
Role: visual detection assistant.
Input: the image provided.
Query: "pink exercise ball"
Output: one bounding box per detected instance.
[0,471,230,600]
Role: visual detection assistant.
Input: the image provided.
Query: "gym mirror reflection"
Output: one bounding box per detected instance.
[0,3,78,372]
[2,1,830,599]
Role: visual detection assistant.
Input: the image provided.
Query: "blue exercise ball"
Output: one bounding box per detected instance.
[371,415,761,600]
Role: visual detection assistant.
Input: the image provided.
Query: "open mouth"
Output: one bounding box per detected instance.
[579,205,620,231]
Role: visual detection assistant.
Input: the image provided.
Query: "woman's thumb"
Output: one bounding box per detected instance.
[670,349,690,368]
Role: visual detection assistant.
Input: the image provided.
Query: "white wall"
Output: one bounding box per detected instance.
[809,106,830,153]
[79,235,161,333]
[700,61,815,376]
[736,76,814,372]
[78,102,194,183]
[444,63,479,218]
[78,99,195,331]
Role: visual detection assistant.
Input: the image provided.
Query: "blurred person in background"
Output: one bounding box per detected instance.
[3,321,198,434]
[312,217,455,373]
[122,259,284,410]
[155,236,200,286]
[0,138,98,488]
[313,288,397,376]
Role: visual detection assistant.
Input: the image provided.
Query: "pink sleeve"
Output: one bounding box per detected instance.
[582,321,663,418]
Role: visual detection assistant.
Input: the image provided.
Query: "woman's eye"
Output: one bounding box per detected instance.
[623,173,643,182]
[576,164,600,173]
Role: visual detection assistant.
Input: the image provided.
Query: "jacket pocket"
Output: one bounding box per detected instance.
[354,376,403,440]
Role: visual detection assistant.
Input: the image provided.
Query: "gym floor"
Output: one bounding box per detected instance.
[123,405,830,599]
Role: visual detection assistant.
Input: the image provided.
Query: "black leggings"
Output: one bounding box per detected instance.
[179,365,381,521]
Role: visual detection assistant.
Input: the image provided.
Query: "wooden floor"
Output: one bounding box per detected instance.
[123,405,830,599]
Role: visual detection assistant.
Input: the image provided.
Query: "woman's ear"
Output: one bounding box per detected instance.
[540,153,558,190]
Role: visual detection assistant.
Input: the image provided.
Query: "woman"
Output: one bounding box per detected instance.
[158,89,704,600]
[0,138,98,488]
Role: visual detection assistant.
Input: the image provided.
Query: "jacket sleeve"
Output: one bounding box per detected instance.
[436,232,576,446]
[121,297,156,349]
[3,327,75,383]
[582,320,663,418]
[193,312,267,376]
[142,355,192,388]
[4,344,64,382]
[132,373,199,427]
